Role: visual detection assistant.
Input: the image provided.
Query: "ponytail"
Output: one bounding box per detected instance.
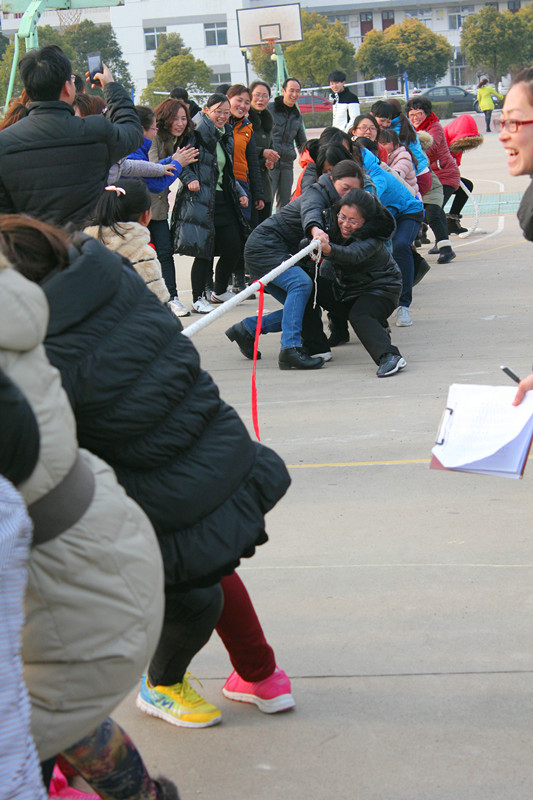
[92,178,152,240]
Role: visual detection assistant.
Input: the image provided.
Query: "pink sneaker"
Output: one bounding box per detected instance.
[222,666,295,714]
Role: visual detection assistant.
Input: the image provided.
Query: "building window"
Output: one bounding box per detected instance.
[204,22,228,46]
[326,13,349,33]
[210,71,231,86]
[507,0,520,11]
[448,12,461,28]
[144,27,166,51]
[360,12,373,37]
[382,10,395,28]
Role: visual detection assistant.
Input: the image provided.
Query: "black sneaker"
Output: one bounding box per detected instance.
[376,354,407,377]
[225,322,260,360]
[437,246,456,264]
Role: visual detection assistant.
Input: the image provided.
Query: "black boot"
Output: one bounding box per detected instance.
[279,347,324,370]
[412,248,431,286]
[437,245,456,264]
[446,213,468,235]
[225,322,260,360]
[428,243,439,255]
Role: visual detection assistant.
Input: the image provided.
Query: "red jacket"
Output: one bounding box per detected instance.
[415,112,460,189]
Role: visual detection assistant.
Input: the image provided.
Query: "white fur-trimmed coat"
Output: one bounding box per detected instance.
[84,222,170,303]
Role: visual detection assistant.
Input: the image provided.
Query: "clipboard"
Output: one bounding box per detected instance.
[430,383,533,479]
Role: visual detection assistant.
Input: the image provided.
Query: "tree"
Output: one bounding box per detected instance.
[0,33,9,60]
[284,11,354,86]
[355,30,397,80]
[153,33,190,70]
[141,53,211,106]
[250,45,277,86]
[517,4,533,66]
[385,19,452,85]
[62,20,133,89]
[462,7,525,81]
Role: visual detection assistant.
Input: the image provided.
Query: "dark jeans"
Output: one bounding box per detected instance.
[302,277,399,365]
[449,178,474,217]
[424,202,449,243]
[148,218,176,297]
[393,215,422,308]
[484,109,492,132]
[148,584,224,686]
[191,192,243,299]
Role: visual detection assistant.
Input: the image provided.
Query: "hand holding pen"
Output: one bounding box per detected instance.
[501,365,533,406]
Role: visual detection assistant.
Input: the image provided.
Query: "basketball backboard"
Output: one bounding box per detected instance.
[236,3,302,48]
[2,0,122,13]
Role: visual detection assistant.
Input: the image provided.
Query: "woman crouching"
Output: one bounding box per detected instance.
[302,189,406,377]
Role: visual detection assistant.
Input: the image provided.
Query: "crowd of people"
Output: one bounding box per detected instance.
[1,38,532,800]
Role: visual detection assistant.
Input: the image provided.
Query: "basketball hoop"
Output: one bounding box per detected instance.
[57,6,82,33]
[261,38,278,55]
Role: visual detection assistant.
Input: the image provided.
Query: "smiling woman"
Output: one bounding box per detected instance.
[501,67,533,407]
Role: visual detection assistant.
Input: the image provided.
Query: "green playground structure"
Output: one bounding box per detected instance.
[2,0,122,107]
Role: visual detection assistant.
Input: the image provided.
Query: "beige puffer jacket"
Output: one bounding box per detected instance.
[0,265,164,760]
[84,222,170,304]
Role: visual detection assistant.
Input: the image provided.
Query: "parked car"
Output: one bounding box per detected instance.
[298,95,333,113]
[420,86,476,113]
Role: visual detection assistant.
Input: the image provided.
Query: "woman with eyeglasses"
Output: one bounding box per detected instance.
[171,93,249,312]
[499,68,533,406]
[301,188,405,377]
[248,80,279,226]
[348,113,389,163]
[405,96,460,265]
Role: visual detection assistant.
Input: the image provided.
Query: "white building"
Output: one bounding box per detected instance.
[110,0,249,100]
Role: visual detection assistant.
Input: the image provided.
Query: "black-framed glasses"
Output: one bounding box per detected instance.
[495,118,533,133]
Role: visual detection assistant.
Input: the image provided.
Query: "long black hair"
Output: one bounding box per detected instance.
[316,143,354,177]
[92,178,151,240]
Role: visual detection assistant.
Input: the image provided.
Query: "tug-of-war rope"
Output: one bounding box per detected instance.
[182,238,323,440]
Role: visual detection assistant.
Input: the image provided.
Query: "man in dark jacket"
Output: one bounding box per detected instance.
[269,77,306,209]
[0,45,142,227]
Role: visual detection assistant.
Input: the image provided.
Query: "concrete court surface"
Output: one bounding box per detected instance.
[114,125,533,800]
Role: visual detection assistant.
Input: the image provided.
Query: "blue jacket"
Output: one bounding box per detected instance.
[361,148,423,219]
[128,137,182,193]
[391,116,428,175]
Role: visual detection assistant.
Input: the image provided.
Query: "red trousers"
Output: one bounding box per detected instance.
[216,572,276,683]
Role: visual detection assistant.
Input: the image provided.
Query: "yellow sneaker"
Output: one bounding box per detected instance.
[136,673,222,728]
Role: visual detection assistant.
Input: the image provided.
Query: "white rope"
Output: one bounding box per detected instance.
[457,179,486,238]
[182,239,322,339]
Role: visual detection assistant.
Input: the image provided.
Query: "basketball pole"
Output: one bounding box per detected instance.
[273,42,289,96]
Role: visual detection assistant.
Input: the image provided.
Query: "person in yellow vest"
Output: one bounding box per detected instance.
[477,78,504,133]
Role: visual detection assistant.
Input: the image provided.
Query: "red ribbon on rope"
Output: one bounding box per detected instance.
[251,281,265,441]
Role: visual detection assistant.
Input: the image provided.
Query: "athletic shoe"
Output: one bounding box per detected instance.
[222,667,295,714]
[136,674,222,728]
[377,354,407,377]
[210,291,234,303]
[168,296,190,317]
[395,306,413,327]
[310,351,332,362]
[192,297,213,314]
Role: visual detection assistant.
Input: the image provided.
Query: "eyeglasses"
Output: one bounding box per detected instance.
[337,213,362,228]
[355,126,376,135]
[495,118,533,133]
[408,111,425,118]
[252,93,270,100]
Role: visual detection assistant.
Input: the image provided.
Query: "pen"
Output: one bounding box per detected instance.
[500,365,521,384]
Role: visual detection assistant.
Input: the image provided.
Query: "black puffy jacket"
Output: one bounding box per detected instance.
[248,106,274,203]
[244,194,308,281]
[171,112,247,260]
[0,83,142,227]
[41,236,290,590]
[323,199,402,304]
[269,96,307,164]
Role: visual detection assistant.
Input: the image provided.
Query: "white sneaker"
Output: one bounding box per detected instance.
[395,306,413,327]
[168,297,190,317]
[210,291,235,304]
[192,297,214,314]
[310,351,333,362]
